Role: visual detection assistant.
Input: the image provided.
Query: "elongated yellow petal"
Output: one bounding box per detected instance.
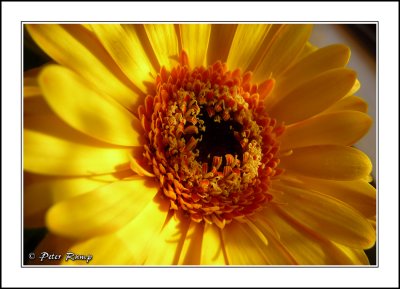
[117,194,170,264]
[325,95,368,113]
[200,223,227,265]
[280,145,372,180]
[272,44,351,104]
[61,234,135,265]
[24,129,131,175]
[24,176,112,227]
[180,24,211,67]
[271,181,376,249]
[297,41,318,59]
[334,243,370,265]
[280,111,372,150]
[222,222,268,265]
[288,176,376,218]
[144,212,190,265]
[268,68,357,124]
[178,221,204,265]
[226,24,271,71]
[91,24,156,94]
[253,24,313,83]
[39,65,143,146]
[247,218,298,264]
[46,177,158,239]
[207,24,237,64]
[144,24,179,70]
[26,24,141,112]
[262,205,360,264]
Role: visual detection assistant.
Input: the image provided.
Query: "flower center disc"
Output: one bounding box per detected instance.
[138,52,285,228]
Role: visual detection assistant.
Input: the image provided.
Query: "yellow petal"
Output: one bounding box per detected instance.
[280,145,373,180]
[222,221,268,265]
[247,218,298,265]
[200,223,227,265]
[253,24,313,83]
[180,24,211,67]
[117,194,170,264]
[280,111,372,150]
[144,212,190,265]
[39,65,143,146]
[262,205,360,264]
[91,24,156,94]
[271,44,351,106]
[226,24,271,71]
[24,67,42,98]
[61,234,135,265]
[287,176,376,218]
[271,181,376,249]
[46,177,158,239]
[207,24,237,64]
[334,243,370,265]
[144,24,179,70]
[178,221,204,265]
[26,24,141,112]
[24,176,113,227]
[297,41,318,59]
[268,68,357,124]
[325,95,368,113]
[24,129,131,176]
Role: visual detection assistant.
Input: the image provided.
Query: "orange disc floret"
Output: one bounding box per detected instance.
[138,51,284,228]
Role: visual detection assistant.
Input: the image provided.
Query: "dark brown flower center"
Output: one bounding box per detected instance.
[138,51,284,228]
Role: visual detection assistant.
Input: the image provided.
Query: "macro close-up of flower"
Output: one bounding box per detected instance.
[23,23,376,265]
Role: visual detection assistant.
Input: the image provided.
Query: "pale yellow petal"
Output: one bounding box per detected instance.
[297,41,318,59]
[271,44,351,107]
[24,129,131,176]
[280,111,372,150]
[144,24,179,70]
[200,223,227,265]
[287,176,376,218]
[253,24,313,83]
[207,24,237,64]
[39,65,144,146]
[144,212,191,265]
[263,205,360,264]
[325,95,368,113]
[180,24,211,67]
[279,145,373,180]
[271,181,376,249]
[268,68,357,124]
[24,176,112,227]
[117,194,170,264]
[46,177,158,239]
[91,24,156,94]
[178,221,204,265]
[226,24,271,71]
[61,234,135,265]
[247,218,298,265]
[26,24,141,112]
[222,221,268,265]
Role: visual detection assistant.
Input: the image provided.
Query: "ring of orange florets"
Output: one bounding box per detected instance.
[138,53,284,228]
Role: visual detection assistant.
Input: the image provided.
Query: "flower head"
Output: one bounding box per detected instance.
[24,24,376,265]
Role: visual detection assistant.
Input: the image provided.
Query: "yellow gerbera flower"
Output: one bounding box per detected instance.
[24,23,376,265]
